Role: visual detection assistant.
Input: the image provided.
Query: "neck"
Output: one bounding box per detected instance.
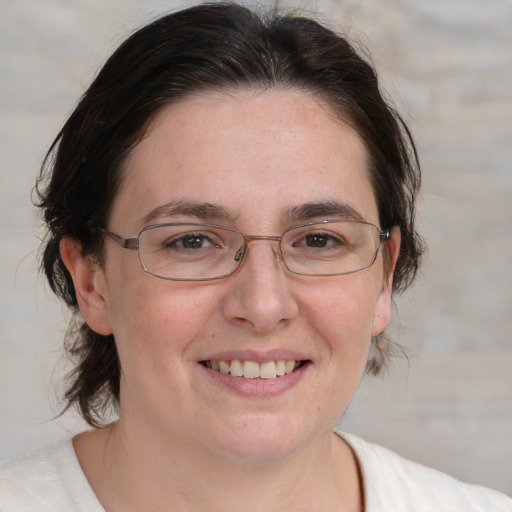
[74,420,362,512]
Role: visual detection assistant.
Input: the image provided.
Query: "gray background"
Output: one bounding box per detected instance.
[1,0,511,496]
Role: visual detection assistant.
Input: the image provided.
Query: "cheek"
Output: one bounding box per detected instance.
[104,269,221,363]
[300,272,384,355]
[104,277,225,410]
[295,276,382,421]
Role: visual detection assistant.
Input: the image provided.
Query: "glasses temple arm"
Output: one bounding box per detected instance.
[97,226,139,250]
[379,229,391,242]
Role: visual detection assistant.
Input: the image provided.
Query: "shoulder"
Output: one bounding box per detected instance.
[0,438,104,512]
[337,431,512,512]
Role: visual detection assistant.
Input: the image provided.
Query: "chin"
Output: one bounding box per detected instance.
[204,413,318,465]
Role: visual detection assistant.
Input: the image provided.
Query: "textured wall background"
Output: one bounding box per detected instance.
[1,0,511,496]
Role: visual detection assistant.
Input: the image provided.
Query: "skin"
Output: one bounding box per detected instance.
[61,89,400,512]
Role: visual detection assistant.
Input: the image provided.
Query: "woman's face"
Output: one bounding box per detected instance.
[83,89,398,462]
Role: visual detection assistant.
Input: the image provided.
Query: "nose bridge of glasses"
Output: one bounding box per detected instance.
[235,234,283,265]
[245,234,282,243]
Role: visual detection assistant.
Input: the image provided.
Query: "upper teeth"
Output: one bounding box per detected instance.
[205,360,299,379]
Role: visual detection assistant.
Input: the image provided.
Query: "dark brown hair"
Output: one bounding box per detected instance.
[35,2,424,427]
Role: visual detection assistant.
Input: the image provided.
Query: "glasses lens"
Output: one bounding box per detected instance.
[281,221,381,276]
[138,224,245,280]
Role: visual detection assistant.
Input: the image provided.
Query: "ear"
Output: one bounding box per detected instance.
[60,237,113,336]
[371,227,401,337]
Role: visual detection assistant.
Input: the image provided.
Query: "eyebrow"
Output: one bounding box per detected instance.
[140,199,364,228]
[140,200,239,226]
[285,201,365,223]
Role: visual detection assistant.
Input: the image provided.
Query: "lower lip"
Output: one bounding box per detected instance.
[199,362,310,397]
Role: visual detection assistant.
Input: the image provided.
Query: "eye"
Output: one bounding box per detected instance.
[293,231,346,249]
[164,232,220,251]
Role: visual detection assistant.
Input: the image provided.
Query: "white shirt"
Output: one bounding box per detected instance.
[1,432,511,511]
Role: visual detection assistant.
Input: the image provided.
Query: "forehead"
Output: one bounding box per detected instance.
[112,89,377,231]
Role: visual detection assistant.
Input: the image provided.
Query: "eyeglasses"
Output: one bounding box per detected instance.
[97,221,390,281]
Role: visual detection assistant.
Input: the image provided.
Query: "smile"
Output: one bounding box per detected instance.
[201,359,305,379]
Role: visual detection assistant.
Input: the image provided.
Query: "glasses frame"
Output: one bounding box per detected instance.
[97,220,390,281]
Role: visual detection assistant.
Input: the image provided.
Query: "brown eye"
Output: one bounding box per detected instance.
[304,233,329,248]
[164,233,218,251]
[293,231,346,249]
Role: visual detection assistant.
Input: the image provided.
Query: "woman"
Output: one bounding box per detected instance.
[1,3,510,510]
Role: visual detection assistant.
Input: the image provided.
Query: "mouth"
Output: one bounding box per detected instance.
[200,359,307,380]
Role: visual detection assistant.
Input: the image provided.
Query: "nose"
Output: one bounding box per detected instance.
[222,241,299,334]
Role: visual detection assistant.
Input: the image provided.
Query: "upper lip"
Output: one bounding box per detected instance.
[199,349,310,363]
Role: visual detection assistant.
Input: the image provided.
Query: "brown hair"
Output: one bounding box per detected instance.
[35,2,424,427]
